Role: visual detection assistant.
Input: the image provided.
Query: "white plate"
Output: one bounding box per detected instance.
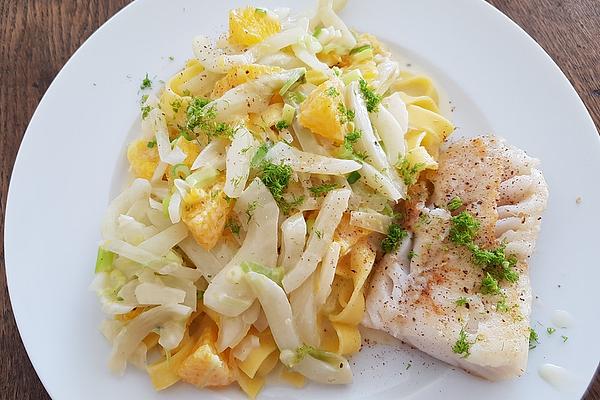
[5,0,600,399]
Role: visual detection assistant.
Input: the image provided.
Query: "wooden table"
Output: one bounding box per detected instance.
[0,0,598,398]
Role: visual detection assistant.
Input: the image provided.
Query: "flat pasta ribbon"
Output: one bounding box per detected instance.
[236,329,279,398]
[321,238,376,356]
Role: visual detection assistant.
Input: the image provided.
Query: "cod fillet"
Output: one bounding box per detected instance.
[364,136,548,380]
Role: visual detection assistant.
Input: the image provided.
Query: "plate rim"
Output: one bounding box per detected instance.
[4,0,599,399]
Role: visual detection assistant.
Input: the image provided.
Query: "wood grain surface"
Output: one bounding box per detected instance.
[0,1,598,399]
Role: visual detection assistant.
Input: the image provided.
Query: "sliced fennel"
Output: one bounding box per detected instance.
[95,248,114,273]
[134,282,186,305]
[101,239,159,265]
[350,210,392,234]
[345,81,388,171]
[359,163,403,202]
[178,237,225,281]
[192,35,253,73]
[279,67,307,96]
[209,69,307,121]
[191,138,228,171]
[245,271,301,350]
[102,179,151,239]
[145,108,186,165]
[203,179,279,317]
[108,304,192,374]
[265,142,361,175]
[233,334,260,362]
[281,103,296,126]
[224,127,257,198]
[290,275,320,347]
[216,301,260,352]
[266,272,353,384]
[282,188,350,293]
[292,35,331,73]
[381,92,409,135]
[373,59,400,96]
[315,242,341,306]
[167,191,182,223]
[278,212,307,272]
[292,118,329,156]
[315,0,356,51]
[137,222,188,257]
[280,346,352,384]
[241,261,285,286]
[369,103,407,164]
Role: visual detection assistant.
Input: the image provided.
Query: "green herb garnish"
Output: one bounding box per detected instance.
[260,162,293,204]
[246,201,258,223]
[171,98,183,114]
[529,328,539,349]
[146,140,156,148]
[546,327,556,335]
[358,78,381,112]
[279,195,305,215]
[381,223,408,254]
[185,97,232,139]
[309,183,338,196]
[449,211,519,286]
[455,297,469,307]
[452,328,471,357]
[225,219,240,237]
[141,105,151,120]
[467,243,519,283]
[340,130,368,162]
[275,120,289,131]
[337,102,355,124]
[447,196,463,212]
[326,87,340,97]
[140,73,152,89]
[481,272,500,295]
[251,143,270,168]
[496,297,509,312]
[449,211,480,246]
[396,156,424,186]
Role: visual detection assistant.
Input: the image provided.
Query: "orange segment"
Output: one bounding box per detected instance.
[127,139,159,180]
[182,178,231,251]
[298,80,346,143]
[173,136,201,168]
[229,7,281,47]
[177,318,236,387]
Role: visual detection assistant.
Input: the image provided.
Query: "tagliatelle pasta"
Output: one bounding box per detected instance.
[92,0,456,397]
